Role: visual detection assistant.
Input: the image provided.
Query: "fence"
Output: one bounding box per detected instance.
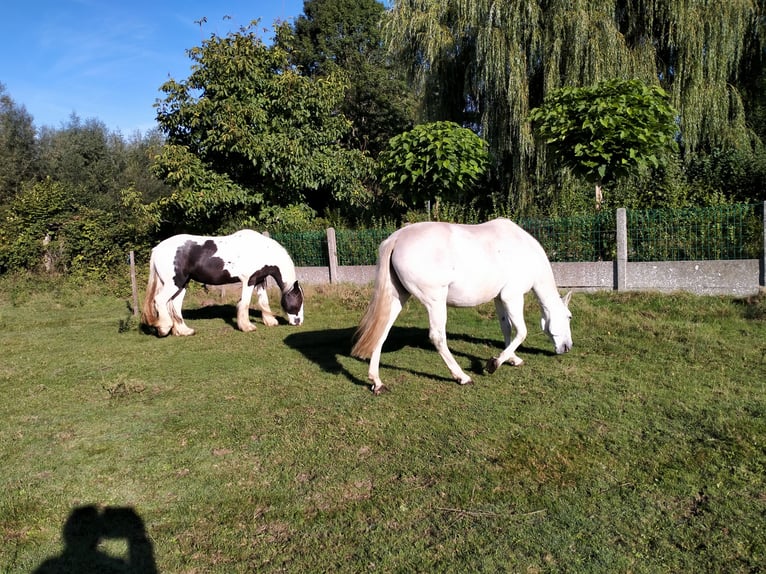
[270,203,765,296]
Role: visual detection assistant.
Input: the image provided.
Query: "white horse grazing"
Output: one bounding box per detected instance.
[351,218,572,394]
[141,230,304,336]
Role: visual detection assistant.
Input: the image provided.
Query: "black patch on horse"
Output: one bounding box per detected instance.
[248,265,281,289]
[173,239,236,291]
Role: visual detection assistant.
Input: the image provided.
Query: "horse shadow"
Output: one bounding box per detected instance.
[32,505,157,574]
[284,325,553,388]
[184,304,293,328]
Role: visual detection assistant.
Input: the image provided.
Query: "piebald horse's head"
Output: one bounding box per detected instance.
[281,281,304,326]
[540,291,573,355]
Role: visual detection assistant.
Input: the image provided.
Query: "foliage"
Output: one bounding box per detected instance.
[378,121,489,212]
[0,84,37,204]
[0,178,150,277]
[686,146,766,205]
[1,285,764,572]
[0,178,72,272]
[153,20,374,233]
[529,78,679,206]
[386,0,764,212]
[529,79,678,183]
[284,0,416,156]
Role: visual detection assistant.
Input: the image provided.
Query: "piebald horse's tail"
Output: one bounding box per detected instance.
[141,252,160,328]
[351,234,399,359]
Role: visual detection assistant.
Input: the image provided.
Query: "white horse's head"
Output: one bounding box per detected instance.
[281,281,304,326]
[541,291,573,354]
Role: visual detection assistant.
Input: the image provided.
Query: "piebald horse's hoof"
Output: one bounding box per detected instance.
[486,357,500,374]
[371,384,389,396]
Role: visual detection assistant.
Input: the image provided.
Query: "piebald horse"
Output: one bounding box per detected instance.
[141,230,304,336]
[351,218,572,394]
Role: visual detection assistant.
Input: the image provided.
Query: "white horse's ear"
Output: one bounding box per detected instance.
[562,290,573,307]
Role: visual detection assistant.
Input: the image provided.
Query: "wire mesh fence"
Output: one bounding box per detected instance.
[270,230,330,267]
[626,204,762,261]
[272,204,762,266]
[518,211,617,262]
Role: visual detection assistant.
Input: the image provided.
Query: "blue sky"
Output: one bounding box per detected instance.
[2,1,305,135]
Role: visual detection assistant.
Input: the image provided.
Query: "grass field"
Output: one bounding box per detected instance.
[1,276,765,573]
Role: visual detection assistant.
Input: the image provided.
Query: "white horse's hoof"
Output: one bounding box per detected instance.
[371,384,389,395]
[459,378,474,386]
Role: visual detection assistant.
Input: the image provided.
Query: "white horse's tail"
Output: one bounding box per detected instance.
[141,252,160,327]
[351,233,399,359]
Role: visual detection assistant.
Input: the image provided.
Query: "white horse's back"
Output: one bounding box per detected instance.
[391,219,552,306]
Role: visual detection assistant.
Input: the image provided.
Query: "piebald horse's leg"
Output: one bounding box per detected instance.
[153,282,176,337]
[255,283,278,327]
[236,283,258,332]
[367,295,406,395]
[486,292,527,373]
[424,297,474,386]
[170,288,195,336]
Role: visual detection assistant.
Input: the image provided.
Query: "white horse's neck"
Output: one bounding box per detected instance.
[532,269,563,314]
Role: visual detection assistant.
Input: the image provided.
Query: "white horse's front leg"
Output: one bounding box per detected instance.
[487,293,526,373]
[255,283,279,327]
[236,283,258,332]
[425,300,473,385]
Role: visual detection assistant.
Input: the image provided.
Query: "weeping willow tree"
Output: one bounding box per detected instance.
[385,0,763,213]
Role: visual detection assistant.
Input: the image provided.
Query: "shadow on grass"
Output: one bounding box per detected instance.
[140,304,292,336]
[33,505,157,574]
[284,325,553,389]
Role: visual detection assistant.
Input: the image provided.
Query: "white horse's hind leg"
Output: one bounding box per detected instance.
[424,299,473,385]
[367,295,406,395]
[169,288,195,336]
[255,284,278,327]
[487,293,527,373]
[236,283,258,332]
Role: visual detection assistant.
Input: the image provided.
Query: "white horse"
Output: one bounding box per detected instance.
[351,218,572,394]
[141,230,304,336]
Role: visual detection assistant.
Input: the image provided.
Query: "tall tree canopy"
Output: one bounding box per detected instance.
[283,0,416,156]
[0,84,37,205]
[386,0,764,212]
[154,20,372,233]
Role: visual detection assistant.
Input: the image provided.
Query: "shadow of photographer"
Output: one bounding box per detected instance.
[33,505,157,574]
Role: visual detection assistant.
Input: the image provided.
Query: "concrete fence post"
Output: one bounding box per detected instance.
[760,201,766,289]
[327,227,338,284]
[615,208,628,291]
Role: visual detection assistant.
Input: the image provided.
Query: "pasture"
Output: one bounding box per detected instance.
[1,276,764,573]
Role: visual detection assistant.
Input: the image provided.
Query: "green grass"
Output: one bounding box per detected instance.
[1,277,765,573]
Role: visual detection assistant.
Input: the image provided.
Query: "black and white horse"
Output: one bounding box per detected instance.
[141,230,304,336]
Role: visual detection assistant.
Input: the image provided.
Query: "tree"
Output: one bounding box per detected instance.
[37,115,120,210]
[529,78,678,209]
[0,84,37,205]
[283,0,416,157]
[385,0,764,212]
[378,121,488,216]
[153,20,372,233]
